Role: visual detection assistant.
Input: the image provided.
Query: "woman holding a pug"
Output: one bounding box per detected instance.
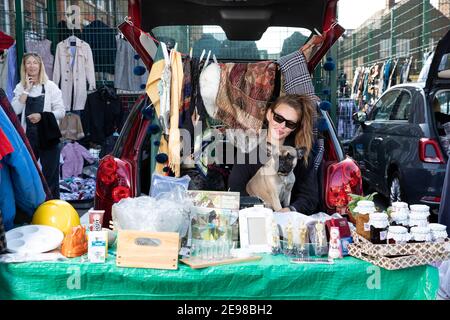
[12,52,65,199]
[229,34,324,214]
[229,93,318,214]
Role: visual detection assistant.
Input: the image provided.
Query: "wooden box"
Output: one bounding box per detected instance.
[116,231,180,270]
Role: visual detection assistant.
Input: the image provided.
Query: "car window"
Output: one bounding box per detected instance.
[390,90,412,120]
[435,90,450,115]
[373,90,402,121]
[152,26,312,60]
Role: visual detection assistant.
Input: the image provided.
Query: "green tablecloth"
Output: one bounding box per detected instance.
[0,248,438,300]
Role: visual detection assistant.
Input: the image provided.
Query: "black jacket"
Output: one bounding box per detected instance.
[38,112,62,149]
[228,138,319,215]
[82,86,121,145]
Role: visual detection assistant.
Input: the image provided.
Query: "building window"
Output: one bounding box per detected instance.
[396,39,410,57]
[380,39,392,59]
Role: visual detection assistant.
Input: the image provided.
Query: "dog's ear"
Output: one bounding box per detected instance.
[296,147,306,159]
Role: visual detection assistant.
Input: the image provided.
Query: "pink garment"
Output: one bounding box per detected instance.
[61,142,95,179]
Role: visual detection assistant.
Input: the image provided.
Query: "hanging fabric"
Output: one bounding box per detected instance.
[53,36,96,111]
[60,142,96,179]
[81,20,117,74]
[0,107,46,231]
[114,35,148,91]
[59,113,85,141]
[337,99,358,141]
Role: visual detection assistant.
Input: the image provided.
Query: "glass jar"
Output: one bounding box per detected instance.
[409,211,429,228]
[354,201,376,240]
[390,208,409,229]
[391,201,408,213]
[387,226,410,244]
[410,226,432,243]
[369,212,389,244]
[429,223,448,243]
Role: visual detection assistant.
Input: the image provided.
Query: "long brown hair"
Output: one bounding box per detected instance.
[268,94,315,164]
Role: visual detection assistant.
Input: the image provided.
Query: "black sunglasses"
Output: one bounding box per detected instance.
[272,111,298,130]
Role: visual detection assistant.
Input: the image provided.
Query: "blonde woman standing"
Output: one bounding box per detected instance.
[11,53,65,199]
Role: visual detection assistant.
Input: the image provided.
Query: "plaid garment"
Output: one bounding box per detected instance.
[337,99,358,140]
[313,138,325,171]
[0,88,52,200]
[0,209,6,254]
[278,50,320,140]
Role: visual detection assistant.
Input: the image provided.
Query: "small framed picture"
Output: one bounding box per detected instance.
[239,207,273,253]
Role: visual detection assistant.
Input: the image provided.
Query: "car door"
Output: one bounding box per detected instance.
[352,89,401,189]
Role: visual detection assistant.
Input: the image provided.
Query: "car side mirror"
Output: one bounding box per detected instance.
[353,111,367,124]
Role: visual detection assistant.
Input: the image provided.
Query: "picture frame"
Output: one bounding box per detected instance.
[239,207,273,253]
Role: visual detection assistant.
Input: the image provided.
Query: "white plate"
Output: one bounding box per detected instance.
[5,225,64,254]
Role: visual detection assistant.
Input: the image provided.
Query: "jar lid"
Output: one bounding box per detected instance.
[409,204,430,212]
[429,223,447,232]
[392,201,408,209]
[357,200,375,207]
[410,226,431,234]
[388,226,408,234]
[369,212,388,221]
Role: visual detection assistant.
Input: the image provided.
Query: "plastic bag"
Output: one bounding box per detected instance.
[61,225,88,258]
[150,174,191,198]
[112,187,192,237]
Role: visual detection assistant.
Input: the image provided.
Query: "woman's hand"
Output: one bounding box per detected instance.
[24,75,33,92]
[27,113,41,124]
[278,208,291,213]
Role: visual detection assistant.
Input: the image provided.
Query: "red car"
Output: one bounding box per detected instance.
[94,0,362,227]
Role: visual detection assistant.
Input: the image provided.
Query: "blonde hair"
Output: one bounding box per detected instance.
[268,94,315,164]
[20,53,48,87]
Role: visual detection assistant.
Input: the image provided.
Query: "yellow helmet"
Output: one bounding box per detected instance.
[32,200,80,235]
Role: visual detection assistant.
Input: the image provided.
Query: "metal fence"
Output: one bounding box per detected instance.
[338,0,450,87]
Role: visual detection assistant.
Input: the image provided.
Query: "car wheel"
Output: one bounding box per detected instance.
[389,173,404,204]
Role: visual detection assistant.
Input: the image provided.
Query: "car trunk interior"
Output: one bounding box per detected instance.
[117,0,347,211]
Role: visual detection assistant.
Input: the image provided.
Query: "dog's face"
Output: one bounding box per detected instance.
[277,146,298,176]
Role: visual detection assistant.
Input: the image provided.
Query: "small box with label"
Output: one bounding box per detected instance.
[88,231,108,263]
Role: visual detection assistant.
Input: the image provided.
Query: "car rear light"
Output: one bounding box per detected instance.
[419,138,445,164]
[112,186,131,203]
[95,155,133,227]
[420,196,441,204]
[325,158,363,210]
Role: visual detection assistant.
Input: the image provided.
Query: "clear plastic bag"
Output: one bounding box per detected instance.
[111,186,192,237]
[150,174,191,198]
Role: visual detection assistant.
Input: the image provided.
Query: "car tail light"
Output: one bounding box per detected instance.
[419,138,445,164]
[420,196,441,204]
[95,155,133,227]
[325,158,363,210]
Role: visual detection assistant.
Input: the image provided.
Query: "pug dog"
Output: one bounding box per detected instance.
[246,145,305,212]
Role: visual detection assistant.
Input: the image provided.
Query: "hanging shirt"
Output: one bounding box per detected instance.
[337,99,357,141]
[59,113,85,141]
[60,142,95,179]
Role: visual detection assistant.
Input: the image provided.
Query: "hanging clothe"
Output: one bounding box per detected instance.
[53,36,96,111]
[25,39,54,81]
[60,142,95,179]
[0,127,13,162]
[59,113,85,141]
[82,86,121,145]
[0,107,46,231]
[0,88,52,199]
[114,36,148,91]
[337,99,358,141]
[81,20,116,74]
[215,61,277,131]
[0,42,17,101]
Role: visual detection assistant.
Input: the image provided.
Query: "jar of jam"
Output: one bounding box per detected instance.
[410,226,432,243]
[387,226,410,244]
[409,211,429,228]
[369,212,389,244]
[390,208,409,229]
[391,201,408,214]
[354,200,376,240]
[429,223,448,243]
